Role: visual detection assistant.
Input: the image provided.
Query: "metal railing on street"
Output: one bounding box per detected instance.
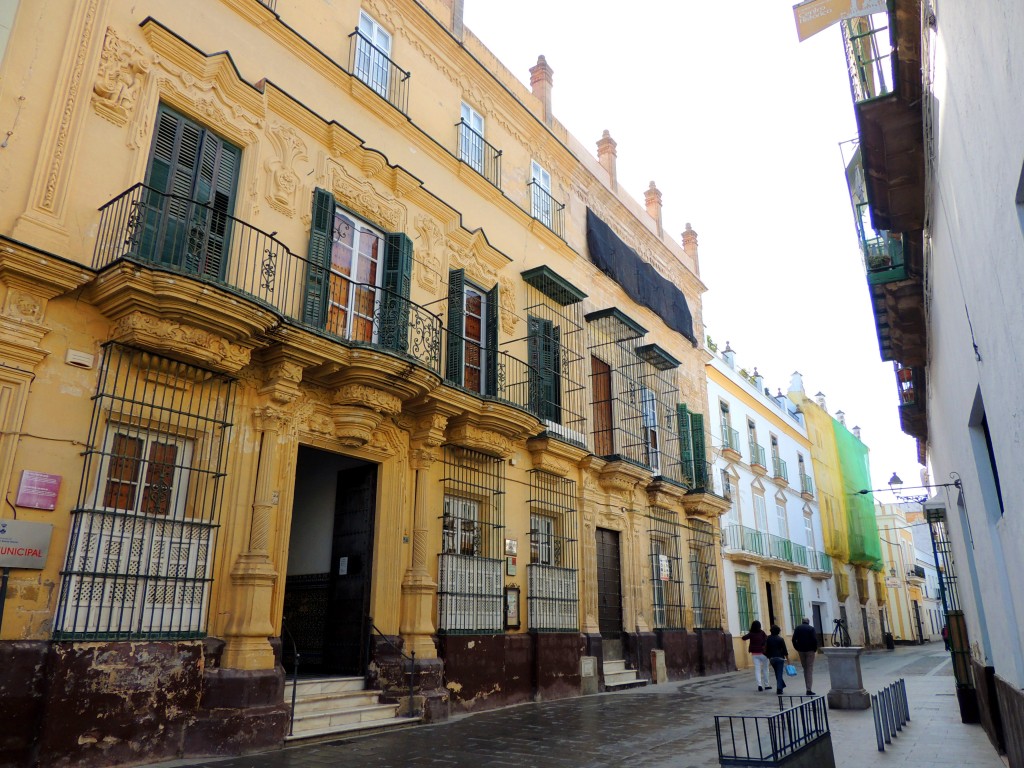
[715,695,830,766]
[871,678,910,751]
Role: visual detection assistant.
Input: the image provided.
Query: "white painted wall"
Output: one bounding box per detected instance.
[922,0,1024,687]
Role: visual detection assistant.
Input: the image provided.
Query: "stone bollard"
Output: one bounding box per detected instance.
[823,647,870,709]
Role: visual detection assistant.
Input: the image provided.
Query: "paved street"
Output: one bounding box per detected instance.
[150,645,1002,768]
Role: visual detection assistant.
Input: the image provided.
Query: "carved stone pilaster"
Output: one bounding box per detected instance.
[412,412,448,448]
[260,359,303,404]
[91,26,151,126]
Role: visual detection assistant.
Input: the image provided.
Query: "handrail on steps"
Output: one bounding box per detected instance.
[281,617,300,736]
[367,615,418,718]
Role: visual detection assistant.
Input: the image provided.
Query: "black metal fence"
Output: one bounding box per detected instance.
[348,30,410,114]
[527,471,579,632]
[647,507,687,629]
[715,695,830,766]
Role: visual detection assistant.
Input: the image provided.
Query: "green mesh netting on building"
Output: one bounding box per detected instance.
[832,421,883,569]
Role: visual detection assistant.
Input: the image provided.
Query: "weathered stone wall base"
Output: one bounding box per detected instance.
[368,635,449,722]
[37,641,204,768]
[623,631,657,679]
[184,667,289,757]
[0,641,48,768]
[995,674,1024,768]
[971,660,1006,756]
[697,628,735,675]
[657,629,701,680]
[437,634,533,713]
[532,632,583,701]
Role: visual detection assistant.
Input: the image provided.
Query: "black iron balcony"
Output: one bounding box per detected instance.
[93,184,443,373]
[528,180,565,239]
[772,456,789,483]
[801,473,814,497]
[348,30,410,114]
[843,14,893,104]
[749,441,766,470]
[456,119,502,188]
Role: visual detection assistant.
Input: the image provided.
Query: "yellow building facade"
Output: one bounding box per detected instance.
[0,1,730,765]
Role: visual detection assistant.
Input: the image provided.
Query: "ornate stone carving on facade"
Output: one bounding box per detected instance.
[446,237,518,330]
[111,311,252,373]
[259,359,303,404]
[412,412,448,447]
[413,215,446,293]
[92,27,151,126]
[332,405,384,448]
[446,423,512,458]
[330,164,405,232]
[409,446,440,471]
[332,383,402,415]
[264,122,308,216]
[2,289,44,324]
[498,275,519,333]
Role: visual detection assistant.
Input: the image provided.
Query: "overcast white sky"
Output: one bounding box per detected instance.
[464,0,921,495]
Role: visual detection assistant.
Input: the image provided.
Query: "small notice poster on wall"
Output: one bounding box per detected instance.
[15,471,62,511]
[658,555,671,581]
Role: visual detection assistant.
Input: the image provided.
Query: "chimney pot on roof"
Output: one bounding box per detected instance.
[852,425,861,439]
[597,130,618,191]
[722,341,735,369]
[815,391,827,410]
[836,409,846,426]
[645,181,663,237]
[530,55,554,125]
[682,222,699,268]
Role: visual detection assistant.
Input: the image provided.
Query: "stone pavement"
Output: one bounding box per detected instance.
[148,644,1003,768]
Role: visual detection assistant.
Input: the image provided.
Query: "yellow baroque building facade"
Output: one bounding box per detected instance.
[0,0,730,765]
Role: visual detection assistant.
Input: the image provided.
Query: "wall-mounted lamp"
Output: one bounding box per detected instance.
[856,471,962,505]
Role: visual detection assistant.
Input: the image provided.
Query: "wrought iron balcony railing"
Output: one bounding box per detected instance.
[772,456,788,482]
[456,119,502,188]
[348,30,410,114]
[842,14,894,103]
[686,460,723,497]
[721,425,741,453]
[767,533,793,562]
[723,524,767,558]
[791,542,808,568]
[528,180,565,238]
[93,184,443,373]
[750,441,766,469]
[801,473,814,497]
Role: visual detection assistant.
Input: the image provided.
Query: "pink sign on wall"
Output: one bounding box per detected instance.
[15,470,62,511]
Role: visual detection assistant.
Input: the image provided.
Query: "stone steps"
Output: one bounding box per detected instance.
[603,659,648,691]
[283,676,421,742]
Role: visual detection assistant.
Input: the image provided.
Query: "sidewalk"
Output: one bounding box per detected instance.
[145,644,1002,768]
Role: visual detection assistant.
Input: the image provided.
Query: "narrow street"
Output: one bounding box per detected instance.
[151,645,1001,768]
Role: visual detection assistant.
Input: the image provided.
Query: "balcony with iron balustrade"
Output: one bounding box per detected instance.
[771,456,788,486]
[721,425,741,461]
[800,473,814,500]
[681,460,730,518]
[528,181,565,239]
[749,441,767,475]
[456,119,502,189]
[722,524,818,574]
[348,29,411,115]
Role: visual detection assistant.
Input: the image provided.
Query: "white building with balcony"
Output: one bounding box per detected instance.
[706,344,836,667]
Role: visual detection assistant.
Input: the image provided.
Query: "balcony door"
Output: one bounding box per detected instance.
[143,105,240,279]
[355,11,392,98]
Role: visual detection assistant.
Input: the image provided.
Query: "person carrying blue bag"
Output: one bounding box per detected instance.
[765,624,790,695]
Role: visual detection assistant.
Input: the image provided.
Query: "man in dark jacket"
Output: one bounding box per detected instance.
[792,617,819,695]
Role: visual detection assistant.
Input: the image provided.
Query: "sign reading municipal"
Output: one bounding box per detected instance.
[0,519,53,569]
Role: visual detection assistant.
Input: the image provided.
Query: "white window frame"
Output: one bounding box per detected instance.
[530,160,553,227]
[328,208,385,343]
[753,493,768,532]
[640,386,660,474]
[803,512,814,549]
[443,495,480,556]
[462,281,488,394]
[460,102,485,173]
[356,11,392,98]
[775,502,789,538]
[530,513,556,566]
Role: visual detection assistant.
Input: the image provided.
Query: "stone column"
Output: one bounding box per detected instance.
[221,407,283,670]
[399,445,441,659]
[823,647,870,709]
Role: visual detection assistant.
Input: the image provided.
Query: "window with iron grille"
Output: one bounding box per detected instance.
[787,581,805,630]
[438,446,505,633]
[736,571,759,632]
[522,266,587,447]
[527,470,579,632]
[647,507,686,629]
[54,344,234,640]
[687,519,721,629]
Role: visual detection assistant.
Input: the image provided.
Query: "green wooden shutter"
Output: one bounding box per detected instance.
[677,404,694,487]
[445,269,465,383]
[485,283,499,397]
[191,132,238,279]
[381,232,413,353]
[690,412,706,490]
[303,188,335,327]
[527,317,560,423]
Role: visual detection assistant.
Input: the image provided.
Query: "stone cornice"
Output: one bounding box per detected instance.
[526,435,588,477]
[681,490,732,519]
[0,239,94,298]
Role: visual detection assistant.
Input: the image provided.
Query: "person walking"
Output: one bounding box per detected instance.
[765,625,789,695]
[942,624,950,651]
[741,620,771,692]
[792,617,819,695]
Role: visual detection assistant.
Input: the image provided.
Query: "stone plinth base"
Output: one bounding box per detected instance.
[823,646,870,710]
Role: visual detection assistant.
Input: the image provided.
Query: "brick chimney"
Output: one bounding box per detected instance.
[645,182,663,237]
[682,222,699,270]
[597,130,617,190]
[530,55,554,125]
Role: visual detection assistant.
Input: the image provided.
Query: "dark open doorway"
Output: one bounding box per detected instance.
[765,581,776,628]
[283,446,378,676]
[596,527,624,660]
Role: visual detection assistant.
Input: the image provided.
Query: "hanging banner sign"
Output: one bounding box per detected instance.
[0,519,53,569]
[658,555,671,581]
[793,0,889,41]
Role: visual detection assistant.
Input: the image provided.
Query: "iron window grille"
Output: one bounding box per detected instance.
[586,308,670,472]
[736,572,759,631]
[687,519,722,629]
[527,470,579,632]
[647,507,687,629]
[521,267,588,446]
[54,344,234,640]
[437,446,505,634]
[636,344,684,486]
[787,581,804,628]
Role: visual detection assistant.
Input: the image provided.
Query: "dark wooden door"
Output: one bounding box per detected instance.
[813,603,825,648]
[324,464,378,675]
[765,581,776,627]
[596,527,623,644]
